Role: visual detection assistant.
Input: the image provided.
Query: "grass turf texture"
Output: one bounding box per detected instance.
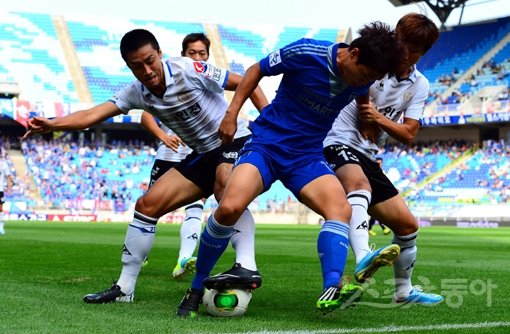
[0,221,509,334]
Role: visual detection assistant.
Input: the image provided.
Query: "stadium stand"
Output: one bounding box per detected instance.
[0,12,78,103]
[0,11,509,220]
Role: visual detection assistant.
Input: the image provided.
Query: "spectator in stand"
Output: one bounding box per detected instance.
[0,150,13,235]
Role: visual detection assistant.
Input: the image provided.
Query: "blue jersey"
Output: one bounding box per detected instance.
[254,38,370,154]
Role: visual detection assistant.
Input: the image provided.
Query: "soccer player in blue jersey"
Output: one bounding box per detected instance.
[324,13,443,305]
[24,29,268,304]
[176,22,405,317]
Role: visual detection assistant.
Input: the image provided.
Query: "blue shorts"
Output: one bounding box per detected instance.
[235,143,335,199]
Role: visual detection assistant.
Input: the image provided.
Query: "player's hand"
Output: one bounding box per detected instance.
[22,116,54,139]
[218,112,237,145]
[357,103,380,124]
[357,103,381,143]
[161,134,185,152]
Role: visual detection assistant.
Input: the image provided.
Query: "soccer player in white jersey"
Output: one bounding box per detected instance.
[323,13,443,305]
[139,33,211,278]
[141,33,261,282]
[23,29,268,303]
[0,151,12,235]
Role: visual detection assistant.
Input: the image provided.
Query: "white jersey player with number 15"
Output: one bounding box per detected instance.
[323,13,444,305]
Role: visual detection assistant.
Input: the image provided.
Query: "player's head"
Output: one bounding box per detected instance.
[340,21,404,86]
[181,33,210,61]
[396,13,439,69]
[120,29,164,93]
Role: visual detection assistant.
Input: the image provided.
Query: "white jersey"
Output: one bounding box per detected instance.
[0,159,11,191]
[111,57,251,154]
[155,124,192,162]
[324,67,428,161]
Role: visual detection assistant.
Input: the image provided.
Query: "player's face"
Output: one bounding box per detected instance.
[126,43,165,93]
[401,44,425,70]
[182,41,209,61]
[339,48,384,87]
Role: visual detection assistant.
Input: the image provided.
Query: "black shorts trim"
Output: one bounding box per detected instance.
[324,144,399,205]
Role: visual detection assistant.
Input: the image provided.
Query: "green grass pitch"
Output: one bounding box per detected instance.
[1,221,509,333]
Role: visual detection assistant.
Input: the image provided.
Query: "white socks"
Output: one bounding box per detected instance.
[392,231,418,299]
[117,212,157,294]
[178,200,203,260]
[231,210,257,271]
[347,190,372,264]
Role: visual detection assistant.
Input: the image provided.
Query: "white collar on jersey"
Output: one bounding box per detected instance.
[396,65,418,83]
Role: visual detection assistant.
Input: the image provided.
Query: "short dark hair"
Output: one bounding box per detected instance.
[181,32,211,55]
[120,29,160,62]
[396,13,439,54]
[349,21,405,77]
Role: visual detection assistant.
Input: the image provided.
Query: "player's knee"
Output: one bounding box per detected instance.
[324,200,351,222]
[216,201,245,225]
[134,195,160,218]
[393,215,418,235]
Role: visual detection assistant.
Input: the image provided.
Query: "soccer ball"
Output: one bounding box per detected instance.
[202,288,252,317]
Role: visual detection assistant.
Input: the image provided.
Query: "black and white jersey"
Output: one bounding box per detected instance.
[324,67,428,161]
[111,57,251,154]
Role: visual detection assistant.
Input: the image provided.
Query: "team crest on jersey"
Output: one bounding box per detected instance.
[269,50,282,67]
[375,81,384,92]
[178,92,191,103]
[404,91,413,102]
[193,61,208,73]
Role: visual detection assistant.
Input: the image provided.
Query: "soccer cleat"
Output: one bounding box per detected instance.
[394,286,444,305]
[142,256,149,267]
[203,263,262,290]
[176,288,203,318]
[383,227,391,235]
[368,230,377,237]
[316,283,364,312]
[83,283,134,304]
[172,256,197,280]
[354,244,400,283]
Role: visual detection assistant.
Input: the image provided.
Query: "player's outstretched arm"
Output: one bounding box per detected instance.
[220,63,266,144]
[23,102,122,139]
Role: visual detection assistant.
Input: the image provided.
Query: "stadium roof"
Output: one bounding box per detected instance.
[388,0,472,28]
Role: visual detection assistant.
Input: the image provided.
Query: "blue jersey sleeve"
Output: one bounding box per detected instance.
[259,38,332,76]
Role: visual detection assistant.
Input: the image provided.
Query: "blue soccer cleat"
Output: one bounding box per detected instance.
[393,285,444,305]
[354,244,400,283]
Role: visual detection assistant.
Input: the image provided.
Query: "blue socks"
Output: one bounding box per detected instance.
[191,214,234,290]
[317,220,349,290]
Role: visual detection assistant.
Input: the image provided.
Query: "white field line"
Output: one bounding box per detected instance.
[230,321,510,334]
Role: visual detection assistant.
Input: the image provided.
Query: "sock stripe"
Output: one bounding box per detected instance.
[206,217,233,238]
[133,210,158,224]
[184,216,202,222]
[185,203,204,210]
[321,221,349,238]
[394,232,418,242]
[128,223,156,234]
